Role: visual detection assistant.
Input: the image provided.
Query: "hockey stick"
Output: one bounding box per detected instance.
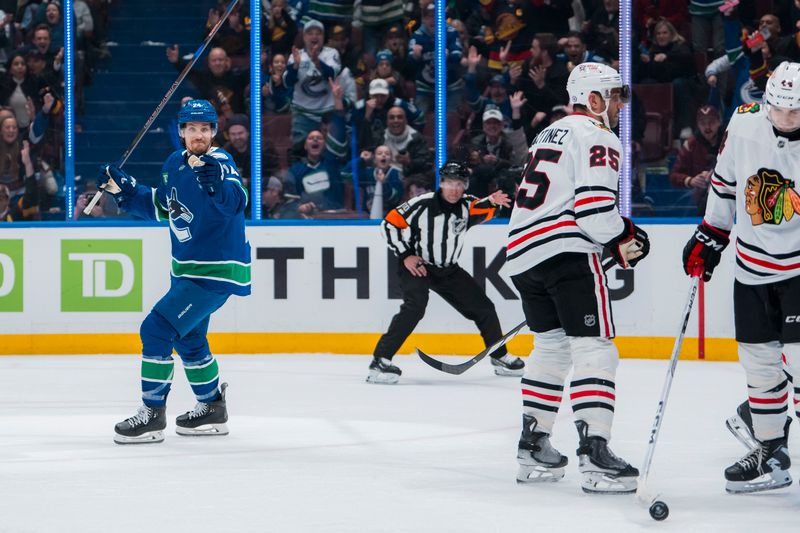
[636,274,701,521]
[416,256,617,375]
[84,0,241,215]
[417,320,527,375]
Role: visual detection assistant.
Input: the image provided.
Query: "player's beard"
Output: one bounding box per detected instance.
[187,137,212,155]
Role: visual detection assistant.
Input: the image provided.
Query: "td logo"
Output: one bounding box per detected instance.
[0,240,23,312]
[61,240,142,312]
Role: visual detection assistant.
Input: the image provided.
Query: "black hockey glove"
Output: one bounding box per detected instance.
[606,217,650,269]
[97,164,137,204]
[191,154,223,196]
[682,222,730,281]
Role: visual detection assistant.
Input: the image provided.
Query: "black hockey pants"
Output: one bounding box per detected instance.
[373,262,505,359]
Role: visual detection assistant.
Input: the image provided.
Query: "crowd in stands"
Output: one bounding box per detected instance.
[178,0,792,220]
[0,0,108,222]
[6,1,797,222]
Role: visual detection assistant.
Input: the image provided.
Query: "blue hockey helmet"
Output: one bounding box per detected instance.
[178,99,218,131]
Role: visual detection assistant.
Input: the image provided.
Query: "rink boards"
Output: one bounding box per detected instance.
[0,222,738,359]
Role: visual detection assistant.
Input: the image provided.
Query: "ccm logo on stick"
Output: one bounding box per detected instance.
[786,316,800,323]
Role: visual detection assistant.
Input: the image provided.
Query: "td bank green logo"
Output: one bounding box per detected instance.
[62,240,142,312]
[0,240,23,312]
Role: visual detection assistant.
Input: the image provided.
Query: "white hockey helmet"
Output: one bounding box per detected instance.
[567,62,630,118]
[765,61,800,132]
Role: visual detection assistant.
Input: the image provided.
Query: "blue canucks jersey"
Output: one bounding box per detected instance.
[124,147,252,296]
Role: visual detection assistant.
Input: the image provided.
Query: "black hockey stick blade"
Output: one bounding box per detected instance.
[415,256,616,375]
[416,320,527,375]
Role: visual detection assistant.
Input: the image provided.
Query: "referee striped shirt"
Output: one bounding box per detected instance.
[381,191,496,267]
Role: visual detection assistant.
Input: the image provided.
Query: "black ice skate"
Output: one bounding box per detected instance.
[575,420,639,494]
[516,414,568,483]
[366,357,401,384]
[114,405,167,445]
[726,400,792,451]
[490,354,525,377]
[175,382,229,436]
[724,437,792,494]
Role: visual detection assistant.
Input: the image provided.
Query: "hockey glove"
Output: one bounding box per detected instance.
[606,217,650,269]
[683,222,730,281]
[190,154,223,196]
[97,164,137,203]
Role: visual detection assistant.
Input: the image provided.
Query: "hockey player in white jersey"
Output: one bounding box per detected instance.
[506,63,650,494]
[683,61,800,494]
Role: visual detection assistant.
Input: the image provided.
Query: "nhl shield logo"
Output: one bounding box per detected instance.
[584,314,596,327]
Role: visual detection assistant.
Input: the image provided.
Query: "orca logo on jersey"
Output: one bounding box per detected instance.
[744,168,800,226]
[167,188,194,242]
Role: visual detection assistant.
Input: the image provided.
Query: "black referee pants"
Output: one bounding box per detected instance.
[373,262,506,360]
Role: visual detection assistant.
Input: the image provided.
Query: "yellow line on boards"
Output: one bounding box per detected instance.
[0,333,739,360]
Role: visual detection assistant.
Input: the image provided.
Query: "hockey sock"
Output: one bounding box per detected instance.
[749,378,790,441]
[521,377,563,434]
[780,353,800,419]
[141,355,175,407]
[570,377,615,440]
[182,354,220,403]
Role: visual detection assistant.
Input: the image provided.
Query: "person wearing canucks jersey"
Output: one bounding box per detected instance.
[97,100,251,444]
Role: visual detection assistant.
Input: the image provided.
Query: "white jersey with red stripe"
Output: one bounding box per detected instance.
[705,102,800,285]
[504,113,626,276]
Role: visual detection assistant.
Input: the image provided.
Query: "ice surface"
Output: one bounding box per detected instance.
[1,354,799,532]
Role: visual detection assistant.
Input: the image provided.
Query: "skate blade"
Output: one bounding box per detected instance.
[493,366,524,377]
[366,370,399,384]
[113,430,164,445]
[516,464,565,483]
[726,471,792,494]
[725,415,759,451]
[580,471,637,494]
[175,423,229,436]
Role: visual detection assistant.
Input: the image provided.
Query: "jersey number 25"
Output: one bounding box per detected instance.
[515,148,562,210]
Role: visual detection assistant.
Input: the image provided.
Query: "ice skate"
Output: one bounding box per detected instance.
[491,354,525,377]
[575,420,638,494]
[175,382,229,436]
[516,414,567,483]
[725,437,792,494]
[366,357,401,384]
[726,400,792,451]
[114,405,167,444]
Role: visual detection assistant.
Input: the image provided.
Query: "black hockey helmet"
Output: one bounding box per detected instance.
[439,161,470,188]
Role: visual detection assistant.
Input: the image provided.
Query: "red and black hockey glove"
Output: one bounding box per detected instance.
[606,217,650,269]
[682,222,730,281]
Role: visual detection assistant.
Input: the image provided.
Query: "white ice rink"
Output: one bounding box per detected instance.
[2,354,799,532]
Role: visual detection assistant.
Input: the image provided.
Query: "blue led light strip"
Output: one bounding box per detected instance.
[619,0,632,217]
[434,0,446,186]
[64,0,74,220]
[250,0,262,220]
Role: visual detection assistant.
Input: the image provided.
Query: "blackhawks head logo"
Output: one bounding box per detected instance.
[744,168,800,225]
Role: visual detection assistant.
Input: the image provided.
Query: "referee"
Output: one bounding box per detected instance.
[367,162,525,384]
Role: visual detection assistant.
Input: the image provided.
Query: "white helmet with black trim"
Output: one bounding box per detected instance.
[765,61,800,133]
[566,62,630,127]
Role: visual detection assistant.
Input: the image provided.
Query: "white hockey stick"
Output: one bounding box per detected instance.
[636,274,701,521]
[83,0,241,215]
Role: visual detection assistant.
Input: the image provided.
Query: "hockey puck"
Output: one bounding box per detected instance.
[649,500,669,521]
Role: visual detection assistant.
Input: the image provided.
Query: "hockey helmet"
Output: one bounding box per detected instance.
[567,62,629,126]
[765,61,800,132]
[178,99,218,134]
[439,161,470,188]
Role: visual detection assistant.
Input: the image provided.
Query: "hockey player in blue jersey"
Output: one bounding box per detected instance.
[99,100,251,444]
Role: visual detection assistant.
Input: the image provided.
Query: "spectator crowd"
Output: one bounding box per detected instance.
[0,0,109,222]
[6,0,798,222]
